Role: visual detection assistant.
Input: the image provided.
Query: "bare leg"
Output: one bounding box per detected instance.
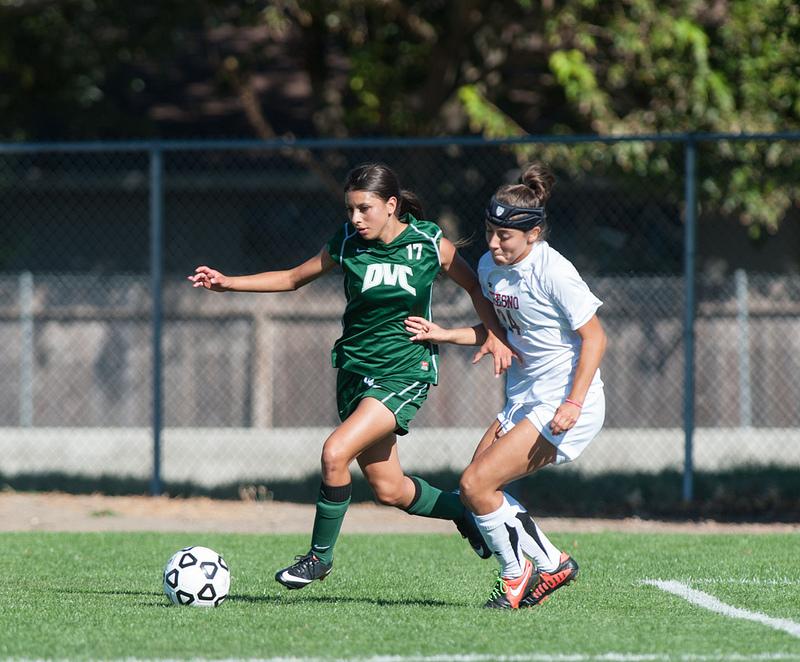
[303,398,398,566]
[459,419,559,579]
[320,397,398,486]
[460,418,556,515]
[470,419,504,462]
[358,426,464,520]
[357,433,417,509]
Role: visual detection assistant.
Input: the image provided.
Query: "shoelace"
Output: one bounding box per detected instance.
[293,554,316,568]
[488,571,509,600]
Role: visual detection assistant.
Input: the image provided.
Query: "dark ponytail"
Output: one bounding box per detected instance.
[398,189,424,218]
[343,163,424,220]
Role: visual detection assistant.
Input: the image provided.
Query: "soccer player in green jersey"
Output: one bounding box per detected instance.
[189,162,513,590]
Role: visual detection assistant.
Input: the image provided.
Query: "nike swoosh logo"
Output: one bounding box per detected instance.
[507,566,532,598]
[356,248,370,253]
[312,545,330,551]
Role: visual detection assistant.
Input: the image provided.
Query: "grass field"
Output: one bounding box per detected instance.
[1,531,799,661]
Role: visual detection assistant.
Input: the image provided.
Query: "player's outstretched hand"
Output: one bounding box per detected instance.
[550,401,581,436]
[473,331,515,378]
[187,266,232,292]
[404,316,449,342]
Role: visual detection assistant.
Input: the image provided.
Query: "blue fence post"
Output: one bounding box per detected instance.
[682,136,697,502]
[150,147,165,496]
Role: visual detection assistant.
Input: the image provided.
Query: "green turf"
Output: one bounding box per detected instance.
[1,531,799,660]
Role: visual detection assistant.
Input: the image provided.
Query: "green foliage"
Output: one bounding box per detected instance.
[2,1,799,229]
[457,85,526,139]
[549,49,610,120]
[517,0,800,231]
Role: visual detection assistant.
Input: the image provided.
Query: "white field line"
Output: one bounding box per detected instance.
[8,656,800,662]
[189,656,800,662]
[158,656,800,662]
[643,579,800,639]
[682,577,800,587]
[14,655,798,662]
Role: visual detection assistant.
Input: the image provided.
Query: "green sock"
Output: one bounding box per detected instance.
[405,475,464,520]
[309,482,351,565]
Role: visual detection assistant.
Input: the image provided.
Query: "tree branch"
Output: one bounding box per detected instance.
[232,70,342,199]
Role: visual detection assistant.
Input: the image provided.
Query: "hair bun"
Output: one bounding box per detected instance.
[518,162,555,205]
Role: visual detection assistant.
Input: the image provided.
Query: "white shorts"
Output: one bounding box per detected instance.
[496,384,605,465]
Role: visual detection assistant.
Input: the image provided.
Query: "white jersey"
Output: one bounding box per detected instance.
[478,241,603,405]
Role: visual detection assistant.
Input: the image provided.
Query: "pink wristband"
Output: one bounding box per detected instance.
[564,398,583,408]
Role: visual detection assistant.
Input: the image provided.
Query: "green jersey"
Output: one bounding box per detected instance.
[326,215,443,384]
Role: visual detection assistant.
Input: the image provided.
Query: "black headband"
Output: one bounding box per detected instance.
[484,196,546,230]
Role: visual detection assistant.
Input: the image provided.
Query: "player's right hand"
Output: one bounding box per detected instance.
[188,266,232,292]
[473,331,515,378]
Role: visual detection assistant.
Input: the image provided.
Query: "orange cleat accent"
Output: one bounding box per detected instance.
[520,552,579,607]
[483,558,537,609]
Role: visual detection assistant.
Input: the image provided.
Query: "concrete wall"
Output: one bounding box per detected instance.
[0,426,796,486]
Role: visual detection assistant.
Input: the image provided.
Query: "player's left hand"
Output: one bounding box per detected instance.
[550,401,581,435]
[404,316,448,342]
[473,332,515,378]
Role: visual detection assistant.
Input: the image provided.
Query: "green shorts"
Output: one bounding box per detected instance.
[336,369,431,435]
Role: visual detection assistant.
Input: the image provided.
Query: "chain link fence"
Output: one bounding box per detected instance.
[0,136,798,501]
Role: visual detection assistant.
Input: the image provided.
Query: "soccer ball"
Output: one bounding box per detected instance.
[163,546,230,607]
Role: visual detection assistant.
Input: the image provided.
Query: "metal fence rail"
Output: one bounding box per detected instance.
[1,132,799,500]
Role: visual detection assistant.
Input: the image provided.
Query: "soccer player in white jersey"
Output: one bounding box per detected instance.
[406,162,606,609]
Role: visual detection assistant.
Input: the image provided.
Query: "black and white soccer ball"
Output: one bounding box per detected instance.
[163,546,230,607]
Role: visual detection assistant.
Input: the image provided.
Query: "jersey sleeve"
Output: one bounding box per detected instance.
[326,223,350,264]
[543,257,602,330]
[410,219,444,266]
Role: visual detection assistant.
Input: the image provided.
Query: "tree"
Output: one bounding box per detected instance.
[2,0,798,233]
[455,0,800,235]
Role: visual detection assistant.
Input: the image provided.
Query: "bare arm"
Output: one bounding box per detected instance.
[405,317,487,346]
[549,314,607,435]
[438,238,514,376]
[188,248,336,292]
[569,315,606,404]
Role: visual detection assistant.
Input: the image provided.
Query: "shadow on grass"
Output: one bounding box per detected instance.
[4,465,800,520]
[61,588,162,597]
[230,593,466,608]
[57,588,462,607]
[56,587,461,609]
[58,587,173,607]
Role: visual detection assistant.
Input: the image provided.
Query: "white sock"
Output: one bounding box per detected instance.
[503,493,562,572]
[473,498,524,578]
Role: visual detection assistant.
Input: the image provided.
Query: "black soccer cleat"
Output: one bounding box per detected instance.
[520,552,579,607]
[455,514,492,559]
[274,553,333,590]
